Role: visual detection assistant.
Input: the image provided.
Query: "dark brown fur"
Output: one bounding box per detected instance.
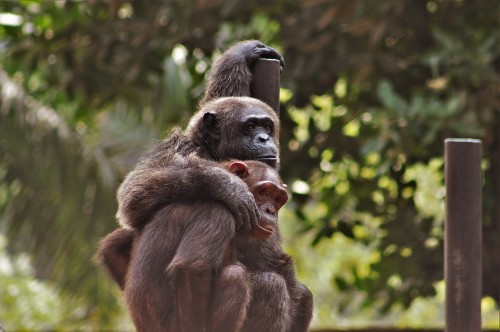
[121,161,312,331]
[95,41,312,331]
[199,40,284,106]
[94,227,134,289]
[98,40,283,299]
[116,97,280,231]
[116,40,283,232]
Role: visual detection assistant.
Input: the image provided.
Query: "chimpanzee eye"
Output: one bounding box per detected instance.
[264,121,273,134]
[245,123,255,132]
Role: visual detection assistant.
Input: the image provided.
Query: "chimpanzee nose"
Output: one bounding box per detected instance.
[265,205,276,217]
[258,133,269,143]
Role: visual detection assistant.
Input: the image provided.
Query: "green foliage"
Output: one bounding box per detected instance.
[0,235,70,329]
[281,213,499,328]
[0,235,62,330]
[0,233,133,330]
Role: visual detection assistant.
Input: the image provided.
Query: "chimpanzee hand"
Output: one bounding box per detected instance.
[201,40,285,105]
[229,183,261,231]
[207,167,260,231]
[233,40,285,68]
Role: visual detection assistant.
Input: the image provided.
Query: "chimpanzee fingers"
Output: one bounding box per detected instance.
[227,199,249,231]
[239,208,252,232]
[246,193,261,230]
[239,40,285,68]
[235,191,260,231]
[230,204,248,231]
[256,45,285,68]
[241,208,259,232]
[242,207,259,232]
[251,203,260,228]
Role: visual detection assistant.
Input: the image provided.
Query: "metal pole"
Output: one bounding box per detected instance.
[445,138,482,332]
[250,58,281,115]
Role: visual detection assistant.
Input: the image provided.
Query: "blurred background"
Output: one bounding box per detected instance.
[0,0,498,330]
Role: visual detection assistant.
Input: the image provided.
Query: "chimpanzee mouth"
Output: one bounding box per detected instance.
[256,223,274,235]
[258,156,277,167]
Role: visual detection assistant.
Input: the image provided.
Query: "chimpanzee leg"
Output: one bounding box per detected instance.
[166,263,212,332]
[166,202,237,332]
[125,202,236,332]
[242,272,291,332]
[209,263,251,332]
[95,228,134,289]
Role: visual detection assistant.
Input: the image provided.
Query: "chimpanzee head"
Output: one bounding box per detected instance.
[187,97,280,168]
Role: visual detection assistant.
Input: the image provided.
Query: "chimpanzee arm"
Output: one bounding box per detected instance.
[199,40,284,106]
[289,282,314,332]
[116,156,259,231]
[281,259,314,332]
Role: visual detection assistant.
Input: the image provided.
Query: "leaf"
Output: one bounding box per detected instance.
[376,80,408,113]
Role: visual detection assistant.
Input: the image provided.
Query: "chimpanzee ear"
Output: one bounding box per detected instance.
[228,162,249,178]
[203,112,220,140]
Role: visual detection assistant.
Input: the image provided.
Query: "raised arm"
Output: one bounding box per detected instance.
[199,40,284,106]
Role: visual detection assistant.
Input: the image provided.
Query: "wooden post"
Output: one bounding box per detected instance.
[444,138,482,332]
[250,58,281,115]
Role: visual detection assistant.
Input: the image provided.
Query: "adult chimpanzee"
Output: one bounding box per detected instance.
[98,40,284,288]
[119,160,312,332]
[95,100,281,290]
[116,40,284,232]
[97,40,284,292]
[95,41,313,330]
[117,96,280,231]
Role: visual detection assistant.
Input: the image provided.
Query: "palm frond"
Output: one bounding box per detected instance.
[0,66,152,322]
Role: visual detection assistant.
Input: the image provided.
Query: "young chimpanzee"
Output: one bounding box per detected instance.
[210,161,313,332]
[106,160,312,332]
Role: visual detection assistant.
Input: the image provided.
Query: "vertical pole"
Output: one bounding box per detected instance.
[445,138,482,332]
[250,58,281,115]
